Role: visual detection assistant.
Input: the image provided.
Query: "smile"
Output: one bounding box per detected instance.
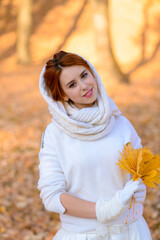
[83,88,93,98]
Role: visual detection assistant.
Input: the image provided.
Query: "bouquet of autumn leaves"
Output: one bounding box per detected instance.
[117,142,160,223]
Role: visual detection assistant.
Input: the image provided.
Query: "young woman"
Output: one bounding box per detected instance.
[38,51,152,240]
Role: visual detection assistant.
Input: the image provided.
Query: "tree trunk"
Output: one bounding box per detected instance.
[17,0,32,64]
[91,0,129,83]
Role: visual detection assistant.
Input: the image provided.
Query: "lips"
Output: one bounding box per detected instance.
[83,88,93,97]
[83,88,93,98]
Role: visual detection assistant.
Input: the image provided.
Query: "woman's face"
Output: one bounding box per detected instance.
[59,65,98,109]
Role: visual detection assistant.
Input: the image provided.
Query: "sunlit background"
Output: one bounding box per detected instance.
[0,0,160,239]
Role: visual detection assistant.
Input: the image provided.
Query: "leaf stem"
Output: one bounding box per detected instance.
[125,196,133,224]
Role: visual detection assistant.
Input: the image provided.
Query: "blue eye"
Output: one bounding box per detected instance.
[68,72,88,88]
[69,82,76,88]
[82,73,88,78]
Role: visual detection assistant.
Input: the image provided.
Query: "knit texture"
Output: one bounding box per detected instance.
[96,191,129,224]
[39,54,121,141]
[37,115,143,232]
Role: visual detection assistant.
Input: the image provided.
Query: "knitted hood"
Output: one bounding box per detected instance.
[39,53,121,141]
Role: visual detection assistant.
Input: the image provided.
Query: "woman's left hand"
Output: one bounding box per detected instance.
[133,178,146,204]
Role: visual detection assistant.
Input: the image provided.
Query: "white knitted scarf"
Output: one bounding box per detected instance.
[39,54,121,141]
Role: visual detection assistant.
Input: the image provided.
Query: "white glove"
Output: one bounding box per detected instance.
[118,179,140,205]
[96,180,140,224]
[133,178,146,203]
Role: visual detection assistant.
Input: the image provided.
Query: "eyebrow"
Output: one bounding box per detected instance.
[66,70,87,87]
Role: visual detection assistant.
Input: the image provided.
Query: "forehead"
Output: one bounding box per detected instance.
[59,65,86,85]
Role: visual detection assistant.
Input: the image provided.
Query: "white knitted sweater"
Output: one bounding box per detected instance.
[37,115,143,233]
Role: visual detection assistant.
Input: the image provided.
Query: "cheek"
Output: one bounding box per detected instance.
[67,89,80,99]
[92,78,97,89]
[95,82,98,90]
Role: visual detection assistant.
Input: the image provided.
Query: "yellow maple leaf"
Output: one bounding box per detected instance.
[116,142,160,224]
[117,142,160,188]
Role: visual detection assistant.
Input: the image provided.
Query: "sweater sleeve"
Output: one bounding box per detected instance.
[125,117,142,149]
[37,126,66,214]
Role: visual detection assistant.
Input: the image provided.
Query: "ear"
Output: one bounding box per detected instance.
[62,95,69,101]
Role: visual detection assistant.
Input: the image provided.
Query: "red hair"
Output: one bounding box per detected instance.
[43,51,94,103]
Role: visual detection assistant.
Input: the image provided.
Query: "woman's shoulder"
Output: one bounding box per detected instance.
[116,115,132,128]
[118,115,138,132]
[44,121,63,136]
[114,115,137,136]
[40,122,60,144]
[116,115,142,148]
[44,121,57,133]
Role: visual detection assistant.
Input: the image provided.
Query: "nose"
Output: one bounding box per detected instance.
[79,80,88,91]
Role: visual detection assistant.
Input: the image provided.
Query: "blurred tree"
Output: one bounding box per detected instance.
[91,0,128,83]
[57,0,88,52]
[17,0,32,64]
[91,0,160,83]
[126,0,160,79]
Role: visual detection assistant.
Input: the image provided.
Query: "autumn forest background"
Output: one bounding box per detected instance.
[0,0,160,239]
